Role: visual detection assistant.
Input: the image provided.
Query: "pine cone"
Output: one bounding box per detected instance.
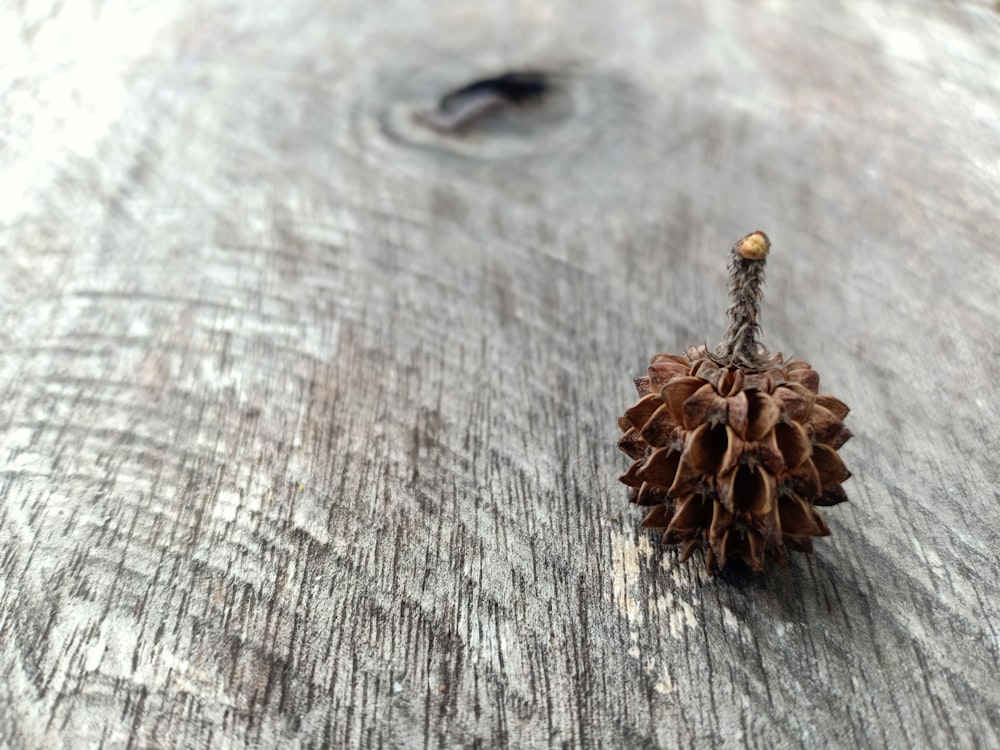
[617,232,852,573]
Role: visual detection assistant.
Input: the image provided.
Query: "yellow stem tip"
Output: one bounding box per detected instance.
[735,231,771,260]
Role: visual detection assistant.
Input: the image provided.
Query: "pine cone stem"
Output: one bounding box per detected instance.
[717,231,771,369]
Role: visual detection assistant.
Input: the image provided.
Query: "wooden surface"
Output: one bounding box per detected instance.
[2,1,1000,747]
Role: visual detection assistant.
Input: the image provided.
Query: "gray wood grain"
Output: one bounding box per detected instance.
[2,0,999,747]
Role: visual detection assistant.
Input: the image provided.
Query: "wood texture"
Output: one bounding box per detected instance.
[2,1,1000,747]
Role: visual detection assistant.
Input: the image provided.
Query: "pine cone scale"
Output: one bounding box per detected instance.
[624,393,664,431]
[816,394,850,420]
[682,384,728,430]
[726,390,750,438]
[663,377,705,425]
[636,447,681,486]
[812,444,852,486]
[638,404,680,448]
[809,405,853,449]
[774,421,811,469]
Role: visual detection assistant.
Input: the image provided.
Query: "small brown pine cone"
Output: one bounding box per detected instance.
[617,232,852,573]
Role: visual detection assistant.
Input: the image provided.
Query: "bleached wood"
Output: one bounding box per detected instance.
[2,1,999,748]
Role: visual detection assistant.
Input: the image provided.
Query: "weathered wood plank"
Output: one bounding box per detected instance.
[2,0,999,747]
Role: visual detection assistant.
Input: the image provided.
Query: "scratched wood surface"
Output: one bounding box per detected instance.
[2,0,1000,748]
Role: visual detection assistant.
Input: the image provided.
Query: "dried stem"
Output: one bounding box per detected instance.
[715,231,772,369]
